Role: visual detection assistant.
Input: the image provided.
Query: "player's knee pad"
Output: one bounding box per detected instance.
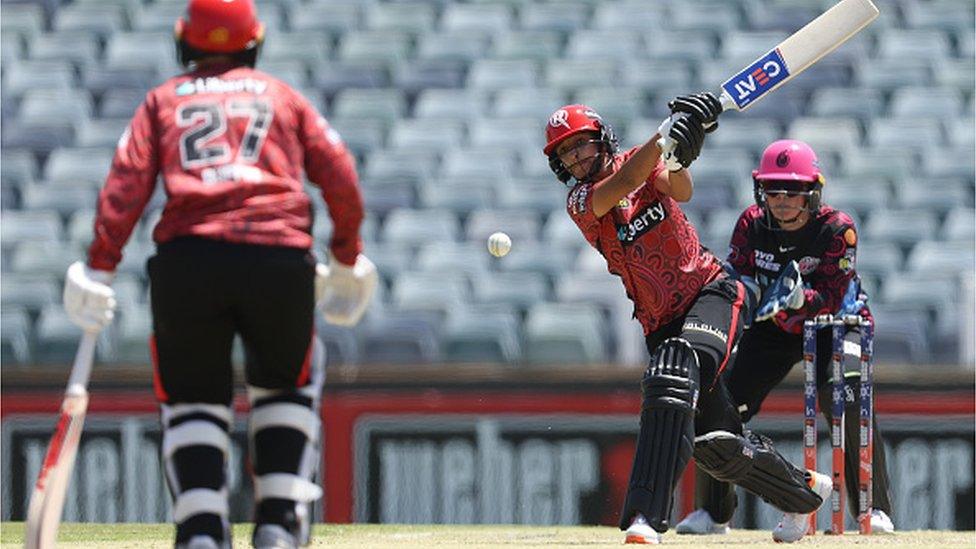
[620,338,700,532]
[694,430,821,513]
[247,337,325,542]
[160,402,232,542]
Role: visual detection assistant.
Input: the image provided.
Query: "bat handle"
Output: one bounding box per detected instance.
[65,331,98,397]
[718,91,737,114]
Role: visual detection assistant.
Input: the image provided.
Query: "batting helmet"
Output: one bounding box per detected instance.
[544,104,618,185]
[174,0,264,67]
[752,139,825,216]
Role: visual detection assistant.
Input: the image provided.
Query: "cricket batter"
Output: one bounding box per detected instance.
[677,139,895,535]
[545,99,833,544]
[60,0,376,547]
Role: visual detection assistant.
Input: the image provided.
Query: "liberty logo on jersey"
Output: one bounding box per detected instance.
[722,49,790,109]
[616,201,666,245]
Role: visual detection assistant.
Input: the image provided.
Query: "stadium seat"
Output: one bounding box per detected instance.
[875,29,951,61]
[262,32,332,64]
[702,209,742,255]
[17,89,93,126]
[388,119,467,153]
[131,1,183,32]
[419,179,495,214]
[593,1,667,32]
[53,5,126,38]
[327,117,386,156]
[472,271,550,310]
[365,2,435,33]
[20,181,99,216]
[27,30,99,70]
[490,31,562,62]
[901,0,974,32]
[33,304,89,364]
[392,271,469,315]
[381,208,462,246]
[863,209,938,247]
[1,150,38,187]
[948,118,976,149]
[573,87,645,131]
[361,184,415,215]
[921,148,976,181]
[392,59,466,93]
[880,276,958,339]
[494,88,565,119]
[417,31,491,63]
[644,29,717,63]
[1,306,32,364]
[0,274,59,316]
[825,178,891,219]
[497,241,577,280]
[856,58,932,91]
[75,118,130,148]
[722,31,789,59]
[259,60,308,88]
[545,59,618,92]
[518,1,588,32]
[0,211,62,250]
[337,31,411,65]
[467,59,538,90]
[363,151,438,188]
[1,3,45,41]
[496,179,567,214]
[841,148,915,182]
[441,3,513,33]
[465,209,540,243]
[441,309,521,364]
[788,118,862,156]
[905,240,975,275]
[869,304,932,364]
[890,87,965,118]
[414,89,488,121]
[855,240,902,283]
[672,2,741,33]
[941,208,976,242]
[440,148,517,179]
[808,88,884,121]
[574,244,608,274]
[2,60,75,97]
[744,3,821,32]
[84,66,158,97]
[44,148,114,184]
[468,117,542,152]
[288,3,360,33]
[107,305,152,364]
[896,179,970,213]
[620,59,694,91]
[331,88,407,126]
[415,242,491,279]
[313,62,389,97]
[104,32,180,74]
[868,118,944,148]
[566,30,643,60]
[524,303,607,364]
[359,310,440,364]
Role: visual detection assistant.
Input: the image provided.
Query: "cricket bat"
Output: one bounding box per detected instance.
[24,331,99,549]
[717,0,879,112]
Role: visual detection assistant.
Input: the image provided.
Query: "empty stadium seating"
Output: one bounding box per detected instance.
[1,0,972,367]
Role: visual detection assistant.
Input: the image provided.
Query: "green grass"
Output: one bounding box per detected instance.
[2,522,974,548]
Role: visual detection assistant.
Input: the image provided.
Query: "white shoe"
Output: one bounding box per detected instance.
[675,509,730,535]
[772,471,832,543]
[624,513,662,544]
[869,508,895,534]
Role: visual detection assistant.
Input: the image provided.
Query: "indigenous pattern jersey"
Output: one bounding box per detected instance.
[727,204,872,334]
[88,64,363,271]
[566,146,722,335]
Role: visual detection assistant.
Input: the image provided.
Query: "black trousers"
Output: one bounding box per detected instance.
[646,274,750,436]
[148,237,317,405]
[696,320,894,522]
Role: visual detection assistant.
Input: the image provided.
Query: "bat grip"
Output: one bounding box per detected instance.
[718,91,737,113]
[65,331,98,397]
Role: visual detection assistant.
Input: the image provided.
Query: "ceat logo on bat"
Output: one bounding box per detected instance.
[722,48,791,109]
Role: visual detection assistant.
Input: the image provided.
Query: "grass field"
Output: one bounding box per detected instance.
[2,523,974,548]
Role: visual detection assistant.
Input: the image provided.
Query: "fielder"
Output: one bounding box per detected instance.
[545,98,832,544]
[676,140,894,535]
[61,0,376,546]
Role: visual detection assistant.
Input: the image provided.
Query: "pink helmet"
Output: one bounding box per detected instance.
[752,139,826,220]
[752,139,823,183]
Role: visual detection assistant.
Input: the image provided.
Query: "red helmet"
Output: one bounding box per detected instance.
[174,0,264,54]
[544,104,618,184]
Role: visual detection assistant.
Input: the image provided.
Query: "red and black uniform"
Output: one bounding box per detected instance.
[695,203,893,523]
[567,147,749,432]
[89,63,363,403]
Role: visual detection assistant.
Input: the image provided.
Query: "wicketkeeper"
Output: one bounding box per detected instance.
[545,98,833,545]
[61,0,376,547]
[676,139,894,536]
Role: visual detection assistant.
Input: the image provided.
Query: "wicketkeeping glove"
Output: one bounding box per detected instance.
[755,260,805,322]
[315,253,378,326]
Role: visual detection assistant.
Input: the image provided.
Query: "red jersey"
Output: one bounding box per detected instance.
[88,64,364,271]
[727,204,870,334]
[566,147,723,335]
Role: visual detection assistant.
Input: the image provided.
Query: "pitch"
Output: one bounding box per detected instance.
[1,523,974,548]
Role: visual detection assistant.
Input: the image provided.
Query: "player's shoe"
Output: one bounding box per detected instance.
[176,535,229,549]
[624,513,662,544]
[869,508,895,534]
[772,470,832,543]
[675,509,731,535]
[252,524,299,549]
